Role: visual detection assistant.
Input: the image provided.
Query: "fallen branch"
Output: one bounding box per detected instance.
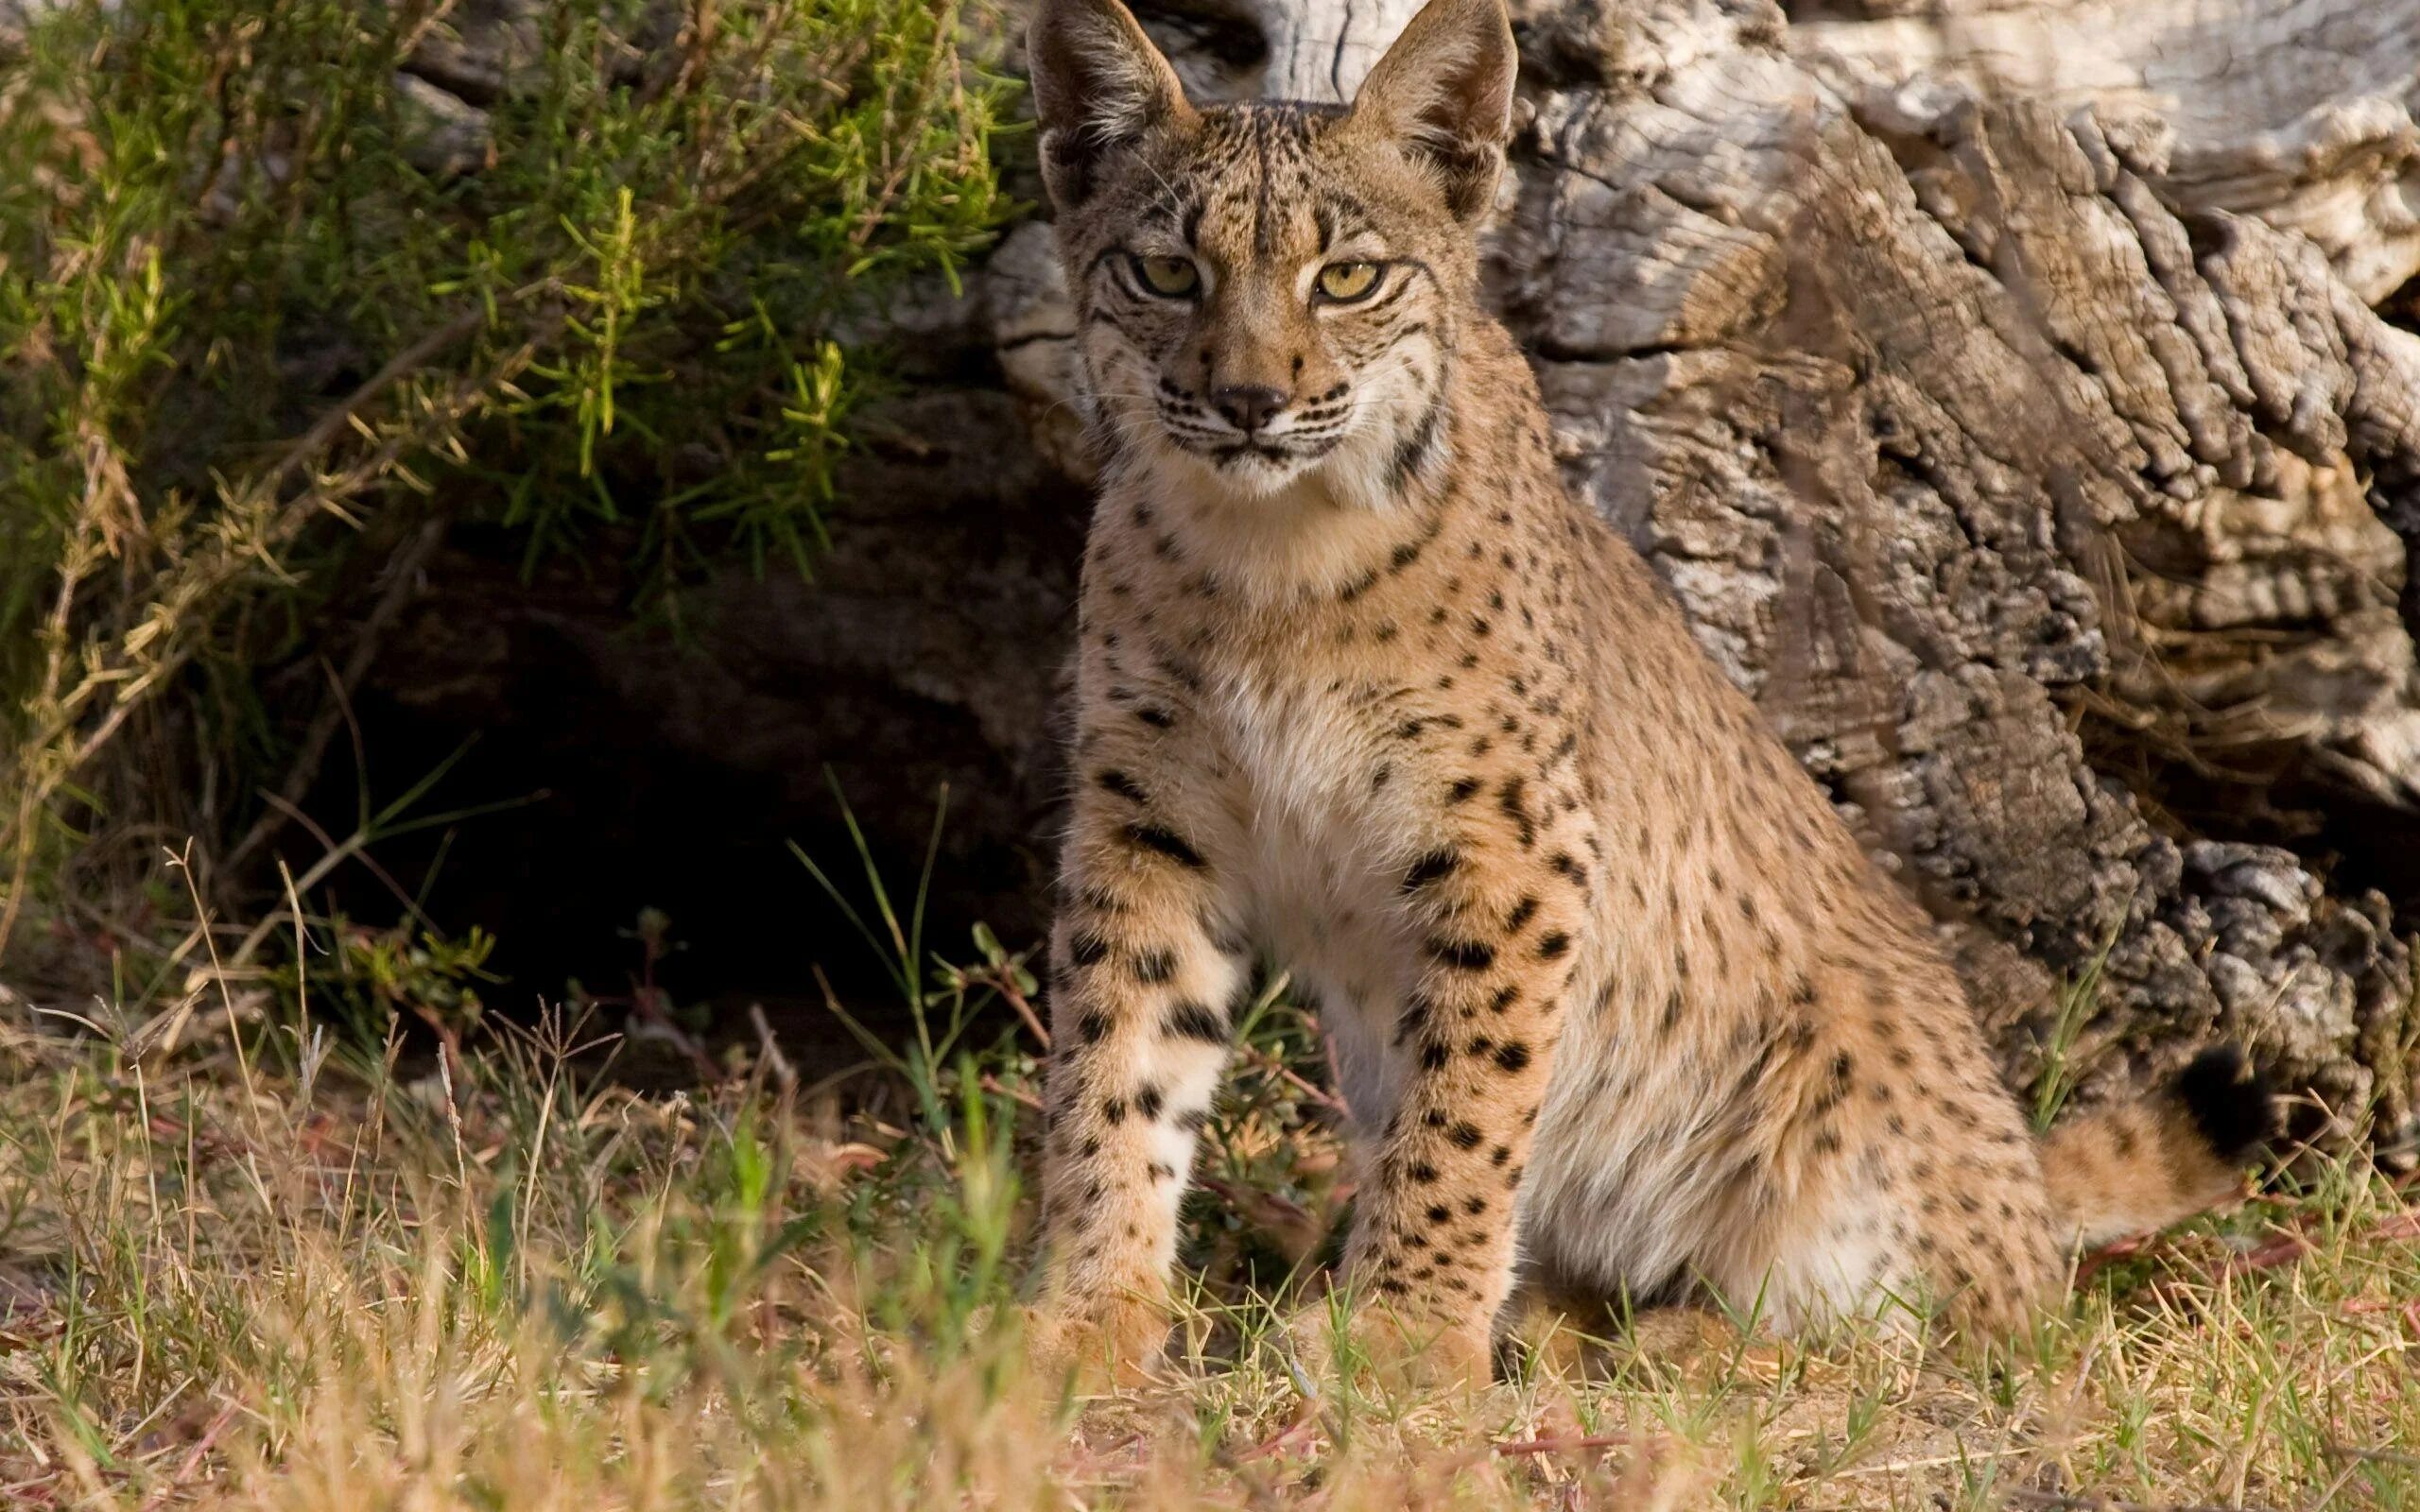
[1493,1432,1642,1457]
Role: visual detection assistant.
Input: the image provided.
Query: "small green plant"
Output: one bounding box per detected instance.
[791,778,1046,1142]
[300,919,500,1038]
[2031,928,2118,1132]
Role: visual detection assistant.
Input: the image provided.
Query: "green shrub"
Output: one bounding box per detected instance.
[0,0,1018,960]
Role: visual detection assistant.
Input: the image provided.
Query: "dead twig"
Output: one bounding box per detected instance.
[2005,1491,2284,1512]
[977,1074,1043,1113]
[2322,1442,2420,1470]
[1494,1432,1642,1457]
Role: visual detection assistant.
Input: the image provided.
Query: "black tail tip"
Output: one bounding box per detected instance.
[2173,1045,2278,1164]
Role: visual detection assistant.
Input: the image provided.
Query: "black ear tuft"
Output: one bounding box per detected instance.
[1027,0,1190,212]
[2172,1045,2279,1165]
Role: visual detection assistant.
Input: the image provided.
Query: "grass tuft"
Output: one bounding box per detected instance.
[3,909,2417,1508]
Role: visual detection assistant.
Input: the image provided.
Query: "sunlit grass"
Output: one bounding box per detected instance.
[3,964,2416,1510]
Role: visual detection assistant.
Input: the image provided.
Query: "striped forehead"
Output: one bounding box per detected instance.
[1152,104,1373,265]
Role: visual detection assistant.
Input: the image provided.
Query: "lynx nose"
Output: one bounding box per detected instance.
[1212,385,1286,435]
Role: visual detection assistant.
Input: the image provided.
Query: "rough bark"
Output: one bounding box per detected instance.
[369,0,2420,1148]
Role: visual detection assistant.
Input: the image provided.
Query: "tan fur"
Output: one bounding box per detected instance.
[1022,0,2264,1380]
[2040,1100,2248,1250]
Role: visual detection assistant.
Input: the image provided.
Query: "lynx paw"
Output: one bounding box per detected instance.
[1025,1293,1173,1392]
[1283,1295,1492,1393]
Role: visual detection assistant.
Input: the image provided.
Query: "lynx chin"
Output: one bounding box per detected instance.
[1022,0,2276,1383]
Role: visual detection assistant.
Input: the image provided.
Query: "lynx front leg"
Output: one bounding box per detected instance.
[1030,775,1249,1383]
[1339,825,1587,1380]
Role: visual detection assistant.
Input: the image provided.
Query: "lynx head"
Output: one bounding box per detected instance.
[1028,0,1515,506]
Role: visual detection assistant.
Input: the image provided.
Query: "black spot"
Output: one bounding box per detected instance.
[1135,706,1176,729]
[1493,1041,1532,1074]
[1447,1121,1483,1149]
[1428,936,1495,971]
[1489,985,1521,1013]
[1164,999,1227,1043]
[1503,896,1539,932]
[1490,1144,1512,1166]
[1426,1204,1450,1224]
[1402,850,1461,892]
[1069,930,1111,968]
[1447,776,1483,803]
[1102,1098,1126,1125]
[1134,948,1177,984]
[1076,1011,1111,1044]
[1124,823,1206,868]
[1420,1040,1449,1071]
[1097,768,1150,804]
[1536,931,1570,960]
[1408,1161,1440,1184]
[1136,1085,1165,1121]
[1496,777,1535,847]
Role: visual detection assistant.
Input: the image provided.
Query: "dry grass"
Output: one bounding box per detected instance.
[2,967,2417,1512]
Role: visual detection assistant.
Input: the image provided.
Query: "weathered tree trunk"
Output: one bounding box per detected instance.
[379,0,2420,1149]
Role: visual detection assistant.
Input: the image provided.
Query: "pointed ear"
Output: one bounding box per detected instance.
[1348,0,1517,221]
[1027,0,1192,213]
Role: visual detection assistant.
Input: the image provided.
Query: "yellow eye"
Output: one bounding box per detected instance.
[1134,255,1199,297]
[1317,261,1382,302]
